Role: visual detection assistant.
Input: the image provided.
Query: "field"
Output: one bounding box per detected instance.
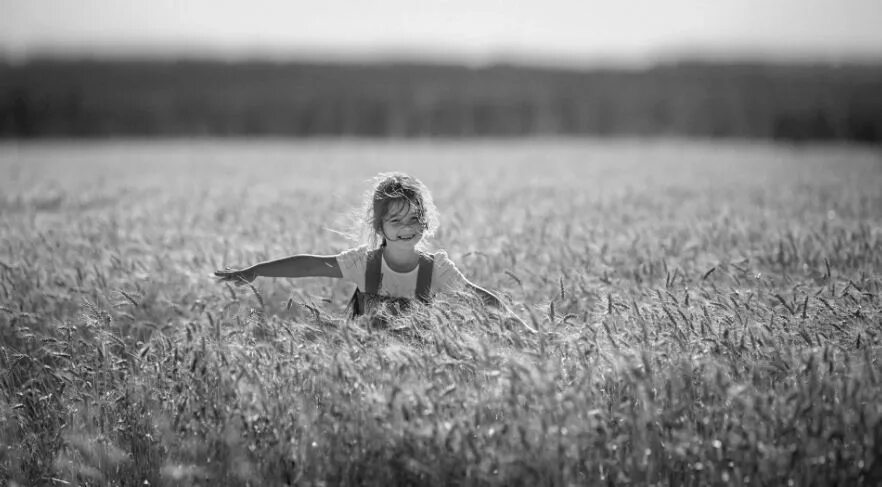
[1,138,881,486]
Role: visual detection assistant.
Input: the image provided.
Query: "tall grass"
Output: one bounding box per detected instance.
[1,138,881,486]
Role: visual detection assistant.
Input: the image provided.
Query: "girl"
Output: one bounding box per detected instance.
[214,173,534,331]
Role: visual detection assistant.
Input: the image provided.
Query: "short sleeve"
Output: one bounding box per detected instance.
[431,250,467,293]
[336,245,369,290]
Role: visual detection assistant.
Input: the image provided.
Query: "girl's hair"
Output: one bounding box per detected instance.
[361,172,439,248]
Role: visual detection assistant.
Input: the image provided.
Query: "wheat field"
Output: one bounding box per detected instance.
[1,138,881,486]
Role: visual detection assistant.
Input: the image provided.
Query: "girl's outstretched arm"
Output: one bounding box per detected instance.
[465,281,504,308]
[215,254,342,286]
[464,280,538,333]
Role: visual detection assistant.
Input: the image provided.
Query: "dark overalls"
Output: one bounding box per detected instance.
[348,248,434,319]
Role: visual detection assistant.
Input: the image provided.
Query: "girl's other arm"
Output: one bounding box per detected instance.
[464,280,537,333]
[215,254,342,285]
[465,280,504,308]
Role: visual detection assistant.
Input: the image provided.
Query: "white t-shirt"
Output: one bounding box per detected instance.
[336,245,467,298]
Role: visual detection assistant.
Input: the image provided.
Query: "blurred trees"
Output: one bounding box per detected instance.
[1,59,880,142]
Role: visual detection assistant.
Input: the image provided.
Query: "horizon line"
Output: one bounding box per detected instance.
[4,40,882,70]
[5,53,882,72]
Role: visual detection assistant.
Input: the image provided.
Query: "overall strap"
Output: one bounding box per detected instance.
[364,248,384,294]
[415,253,434,303]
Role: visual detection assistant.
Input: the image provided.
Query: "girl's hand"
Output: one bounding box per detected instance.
[214,266,257,286]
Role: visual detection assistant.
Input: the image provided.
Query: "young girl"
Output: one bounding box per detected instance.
[214,173,534,331]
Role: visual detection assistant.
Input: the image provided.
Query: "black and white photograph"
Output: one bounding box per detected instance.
[1,1,881,485]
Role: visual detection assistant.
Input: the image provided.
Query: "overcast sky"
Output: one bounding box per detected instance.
[3,0,882,66]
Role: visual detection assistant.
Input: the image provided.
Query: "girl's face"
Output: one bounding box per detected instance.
[381,200,424,248]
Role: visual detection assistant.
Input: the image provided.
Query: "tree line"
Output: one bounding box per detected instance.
[1,59,881,142]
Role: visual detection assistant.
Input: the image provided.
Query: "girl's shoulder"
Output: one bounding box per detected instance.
[425,249,462,273]
[336,244,372,267]
[426,248,453,262]
[339,244,371,254]
[425,249,467,288]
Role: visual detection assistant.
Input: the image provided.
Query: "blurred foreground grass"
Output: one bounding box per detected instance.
[1,138,881,486]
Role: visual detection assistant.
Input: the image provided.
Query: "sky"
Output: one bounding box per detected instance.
[2,0,882,66]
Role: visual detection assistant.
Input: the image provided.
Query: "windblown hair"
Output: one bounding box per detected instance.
[359,172,439,248]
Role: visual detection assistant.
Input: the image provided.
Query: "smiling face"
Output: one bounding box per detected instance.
[368,173,438,249]
[381,200,425,248]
